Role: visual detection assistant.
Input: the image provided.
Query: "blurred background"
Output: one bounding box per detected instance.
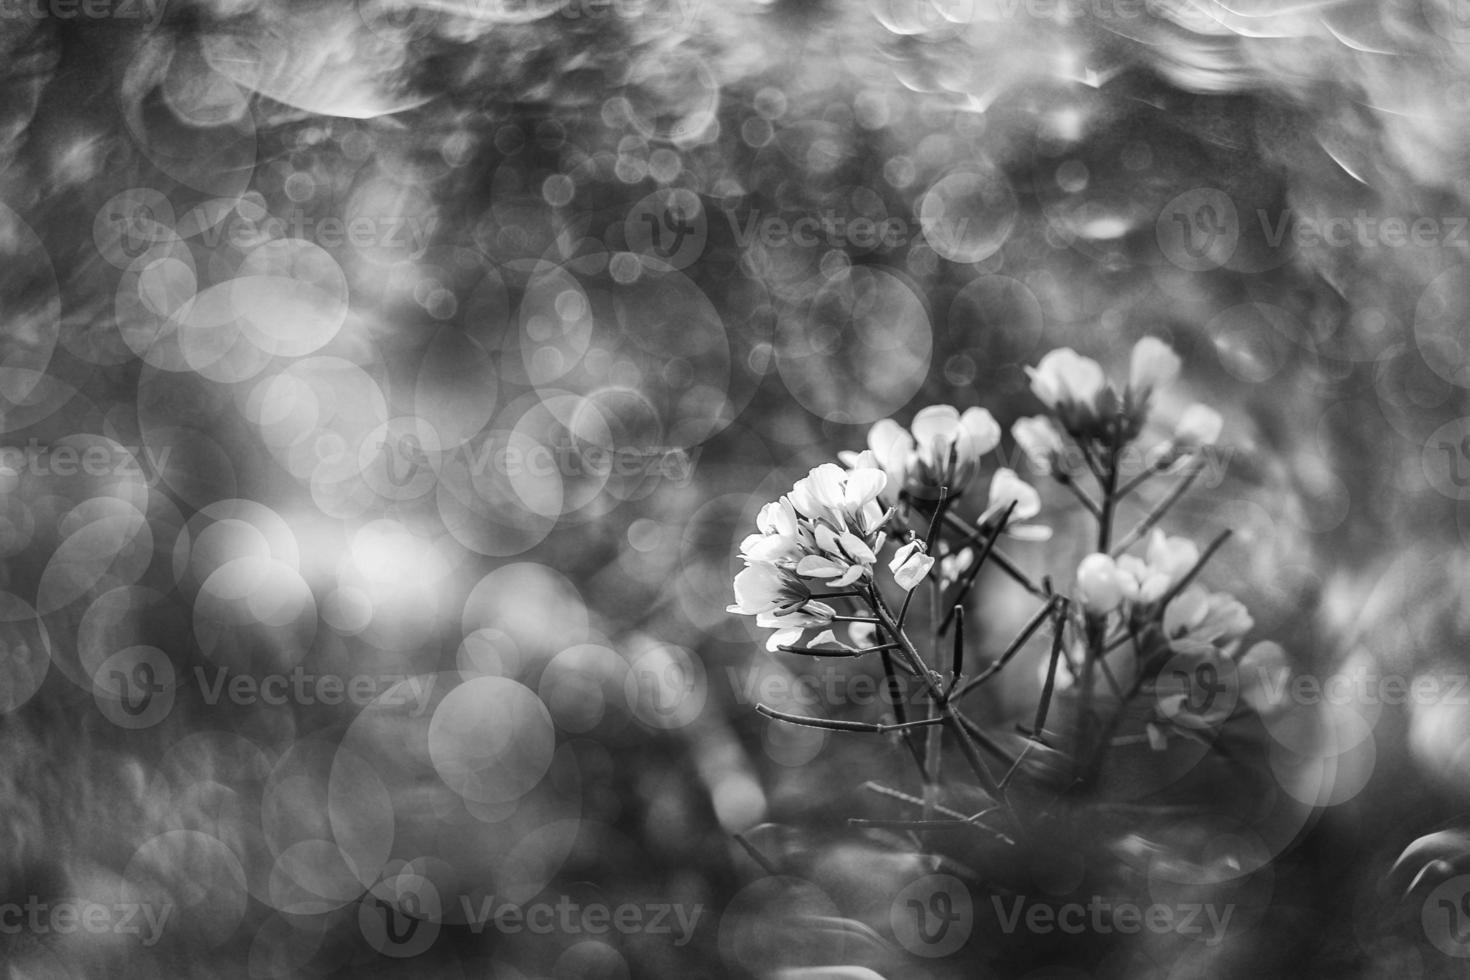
[4,0,1470,975]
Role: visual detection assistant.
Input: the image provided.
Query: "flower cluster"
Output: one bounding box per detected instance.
[841,404,1000,504]
[1075,532,1252,655]
[729,336,1280,806]
[728,464,892,650]
[1013,338,1223,470]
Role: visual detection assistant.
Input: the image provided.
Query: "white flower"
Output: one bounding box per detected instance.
[890,540,935,591]
[1163,584,1253,655]
[1011,416,1067,475]
[1116,529,1199,603]
[1026,348,1106,411]
[789,463,888,539]
[845,406,1000,501]
[1238,641,1290,714]
[1174,404,1223,447]
[1128,337,1181,395]
[985,467,1041,521]
[848,620,880,648]
[850,418,915,495]
[978,467,1051,541]
[1076,552,1134,616]
[939,547,973,587]
[795,524,879,588]
[728,561,836,625]
[911,404,1001,471]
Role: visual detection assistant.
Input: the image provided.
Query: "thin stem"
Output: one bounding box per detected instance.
[943,714,1004,800]
[756,703,944,734]
[869,586,1004,802]
[1110,459,1204,557]
[925,485,951,557]
[861,781,971,820]
[1079,442,1107,485]
[1153,529,1233,611]
[1032,598,1069,738]
[1096,444,1119,552]
[732,833,780,875]
[1116,453,1174,499]
[923,562,945,823]
[956,595,1060,699]
[1054,470,1102,519]
[776,642,901,657]
[848,817,1014,843]
[954,712,1020,769]
[945,605,965,698]
[868,586,945,703]
[882,650,928,775]
[939,501,1015,635]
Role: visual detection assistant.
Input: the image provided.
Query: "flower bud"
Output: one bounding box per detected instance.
[1076,552,1126,616]
[1128,337,1181,395]
[1026,348,1106,411]
[1012,416,1066,475]
[987,467,1041,521]
[1174,404,1223,447]
[890,540,935,592]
